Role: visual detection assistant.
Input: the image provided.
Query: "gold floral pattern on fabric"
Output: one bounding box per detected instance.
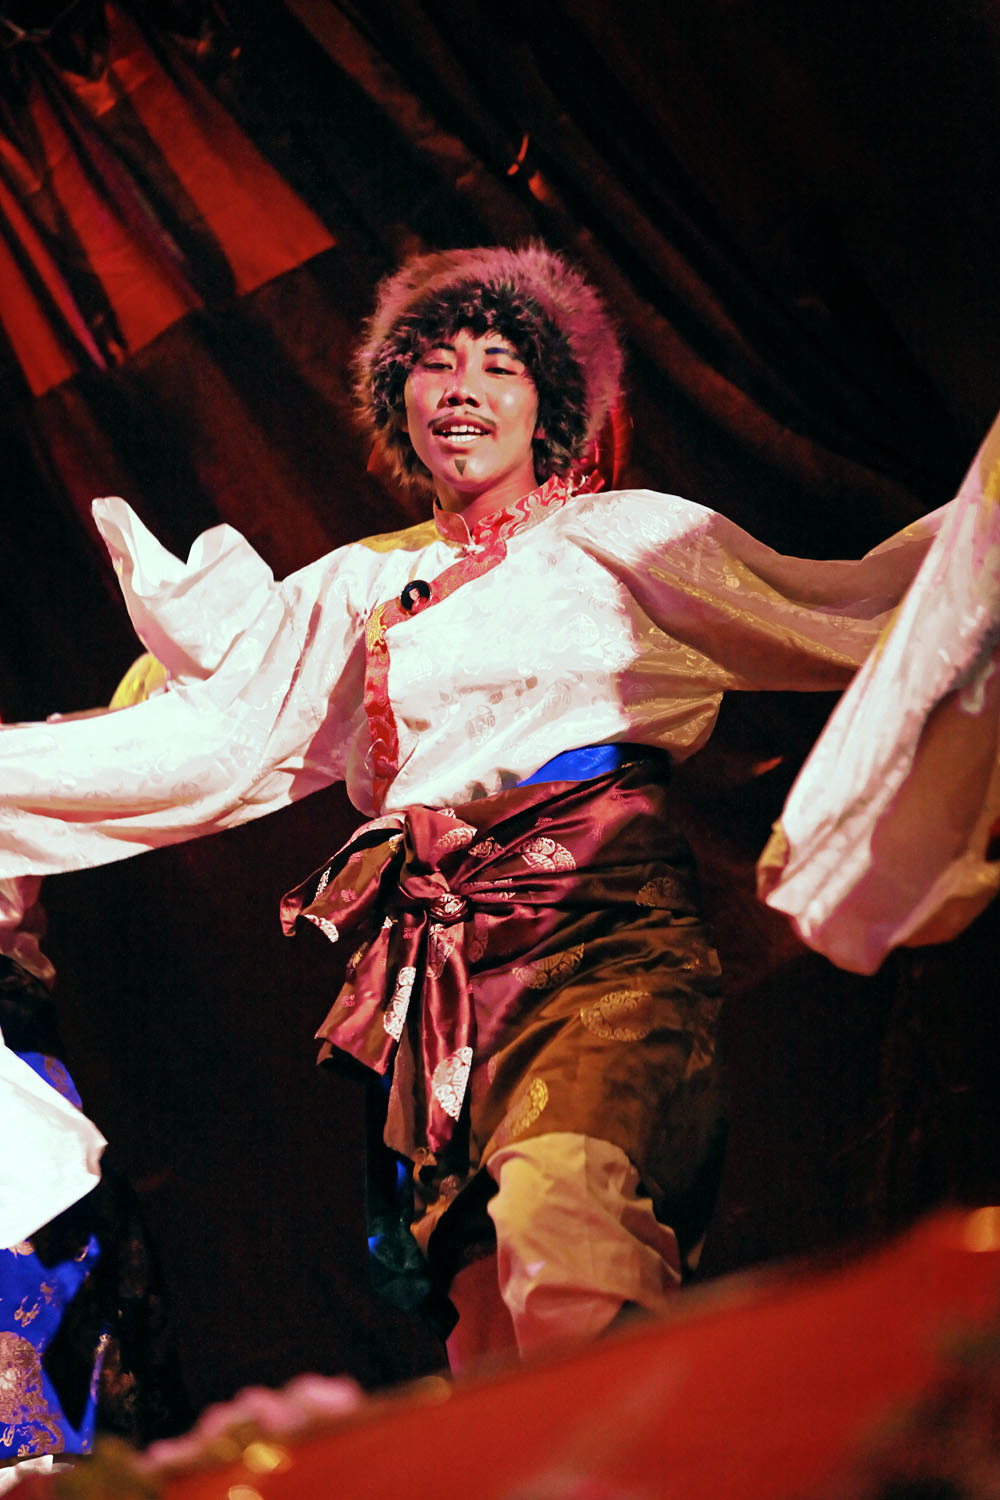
[383,967,416,1041]
[520,837,576,871]
[512,943,584,990]
[0,1333,61,1456]
[431,1047,473,1121]
[636,875,688,908]
[426,924,459,980]
[431,821,477,858]
[304,911,339,944]
[431,893,466,919]
[364,600,390,655]
[345,816,404,845]
[14,1297,40,1329]
[469,836,502,858]
[493,1077,549,1148]
[580,989,655,1042]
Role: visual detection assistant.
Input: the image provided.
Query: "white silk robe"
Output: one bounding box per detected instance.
[0,440,995,973]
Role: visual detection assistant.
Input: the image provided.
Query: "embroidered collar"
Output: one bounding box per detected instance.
[432,471,602,548]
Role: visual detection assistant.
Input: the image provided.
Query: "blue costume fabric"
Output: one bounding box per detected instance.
[1,1051,106,1460]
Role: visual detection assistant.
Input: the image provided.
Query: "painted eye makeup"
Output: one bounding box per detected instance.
[418,347,455,368]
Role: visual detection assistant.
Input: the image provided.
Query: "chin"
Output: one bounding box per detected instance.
[443,462,495,489]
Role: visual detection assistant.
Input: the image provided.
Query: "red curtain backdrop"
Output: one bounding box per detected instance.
[1,0,998,1404]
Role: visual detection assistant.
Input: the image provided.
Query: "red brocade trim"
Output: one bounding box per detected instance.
[362,475,594,812]
[432,470,598,548]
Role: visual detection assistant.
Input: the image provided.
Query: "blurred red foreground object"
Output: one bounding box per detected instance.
[22,1208,1000,1500]
[164,1212,1000,1494]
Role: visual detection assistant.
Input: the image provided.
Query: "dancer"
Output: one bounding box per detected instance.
[0,246,980,1364]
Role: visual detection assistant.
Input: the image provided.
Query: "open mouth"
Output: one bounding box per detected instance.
[431,419,493,444]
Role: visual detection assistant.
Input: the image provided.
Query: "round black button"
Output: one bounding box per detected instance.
[400,579,431,612]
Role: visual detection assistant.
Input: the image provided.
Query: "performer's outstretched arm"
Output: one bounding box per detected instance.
[759,409,1000,972]
[0,498,379,878]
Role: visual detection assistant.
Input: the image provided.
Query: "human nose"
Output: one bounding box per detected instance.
[440,363,482,406]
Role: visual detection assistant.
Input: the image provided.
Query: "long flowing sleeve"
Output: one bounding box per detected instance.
[757,412,1000,973]
[575,487,944,699]
[0,499,374,878]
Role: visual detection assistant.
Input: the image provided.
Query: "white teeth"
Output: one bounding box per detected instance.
[436,424,487,440]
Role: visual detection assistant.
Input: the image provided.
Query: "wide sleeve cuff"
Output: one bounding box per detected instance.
[92,496,279,679]
[757,410,1000,972]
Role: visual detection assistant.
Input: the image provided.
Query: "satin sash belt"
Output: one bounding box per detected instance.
[279,754,685,1169]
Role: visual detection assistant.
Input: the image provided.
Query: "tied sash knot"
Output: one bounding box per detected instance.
[281,810,477,1160]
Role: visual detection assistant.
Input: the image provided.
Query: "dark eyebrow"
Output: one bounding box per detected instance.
[419,338,523,359]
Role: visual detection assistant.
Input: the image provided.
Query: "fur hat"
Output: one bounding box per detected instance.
[355,244,623,491]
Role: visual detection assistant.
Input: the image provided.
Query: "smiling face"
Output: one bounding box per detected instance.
[403,327,540,522]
